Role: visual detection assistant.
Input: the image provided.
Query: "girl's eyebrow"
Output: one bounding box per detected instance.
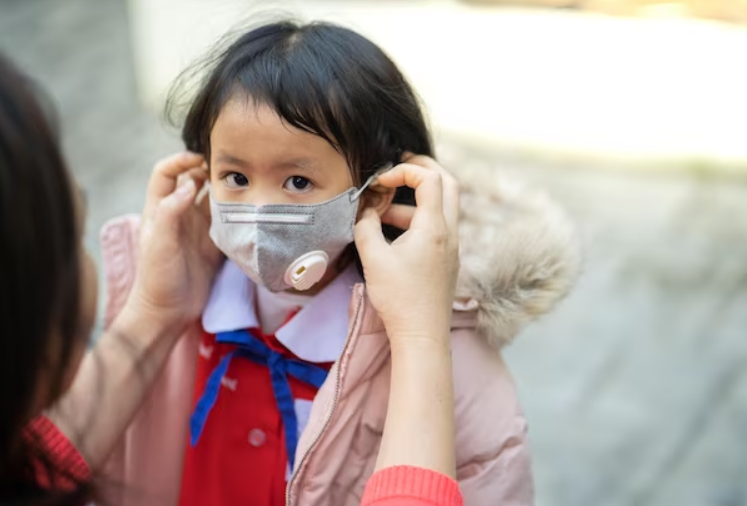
[277,159,321,173]
[213,153,321,173]
[214,153,249,168]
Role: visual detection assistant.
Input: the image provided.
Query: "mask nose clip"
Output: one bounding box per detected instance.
[284,251,330,291]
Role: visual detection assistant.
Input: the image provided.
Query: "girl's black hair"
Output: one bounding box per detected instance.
[168,20,434,267]
[0,52,91,504]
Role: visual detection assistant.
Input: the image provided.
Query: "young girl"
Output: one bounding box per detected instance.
[0,49,465,506]
[100,20,578,506]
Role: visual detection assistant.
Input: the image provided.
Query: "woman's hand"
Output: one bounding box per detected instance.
[354,154,460,346]
[52,152,222,468]
[355,154,460,477]
[124,152,221,336]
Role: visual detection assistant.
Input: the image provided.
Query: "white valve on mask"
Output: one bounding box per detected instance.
[284,251,329,291]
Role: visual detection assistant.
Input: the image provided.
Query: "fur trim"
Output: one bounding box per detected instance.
[443,148,581,349]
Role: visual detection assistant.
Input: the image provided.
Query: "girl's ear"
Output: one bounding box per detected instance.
[358,183,396,219]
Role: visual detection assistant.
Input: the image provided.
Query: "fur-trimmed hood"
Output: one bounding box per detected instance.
[444,148,580,349]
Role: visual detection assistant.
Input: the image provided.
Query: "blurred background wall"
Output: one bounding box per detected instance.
[1,1,746,505]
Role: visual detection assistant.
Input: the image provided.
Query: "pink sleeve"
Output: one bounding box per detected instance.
[361,466,463,506]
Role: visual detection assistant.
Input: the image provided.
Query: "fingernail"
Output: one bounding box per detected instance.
[176,179,195,198]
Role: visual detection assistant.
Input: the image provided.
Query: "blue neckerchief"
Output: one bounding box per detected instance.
[189,329,329,470]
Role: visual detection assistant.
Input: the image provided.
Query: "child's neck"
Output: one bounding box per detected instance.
[255,283,312,334]
[254,260,351,334]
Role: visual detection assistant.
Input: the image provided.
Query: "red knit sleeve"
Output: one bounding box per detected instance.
[23,415,91,489]
[360,466,463,506]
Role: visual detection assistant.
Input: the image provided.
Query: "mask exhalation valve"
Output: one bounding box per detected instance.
[284,250,330,291]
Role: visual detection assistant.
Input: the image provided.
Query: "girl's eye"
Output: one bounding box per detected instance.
[284,176,313,193]
[223,172,249,189]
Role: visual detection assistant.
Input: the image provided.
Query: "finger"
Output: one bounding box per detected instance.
[400,153,439,170]
[177,168,211,222]
[354,208,389,265]
[144,152,204,218]
[442,180,460,238]
[190,167,210,186]
[380,204,415,230]
[399,155,460,232]
[177,167,210,192]
[152,178,197,233]
[436,170,459,236]
[376,163,443,226]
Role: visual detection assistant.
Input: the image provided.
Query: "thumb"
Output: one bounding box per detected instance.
[354,208,389,266]
[153,178,196,230]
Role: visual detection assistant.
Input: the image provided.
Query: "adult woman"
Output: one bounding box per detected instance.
[0,50,462,506]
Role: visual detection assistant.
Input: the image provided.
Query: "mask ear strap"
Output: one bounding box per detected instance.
[350,163,394,202]
[196,181,211,205]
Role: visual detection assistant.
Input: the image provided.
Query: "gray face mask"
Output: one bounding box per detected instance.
[209,174,379,292]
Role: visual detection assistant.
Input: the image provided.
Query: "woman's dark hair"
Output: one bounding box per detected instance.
[168,20,434,268]
[0,53,90,504]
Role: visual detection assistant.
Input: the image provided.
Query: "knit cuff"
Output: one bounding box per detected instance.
[24,415,92,487]
[361,466,463,506]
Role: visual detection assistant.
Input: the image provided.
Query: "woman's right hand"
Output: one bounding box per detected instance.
[354,154,460,346]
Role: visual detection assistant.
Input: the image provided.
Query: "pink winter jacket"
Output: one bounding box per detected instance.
[98,159,579,506]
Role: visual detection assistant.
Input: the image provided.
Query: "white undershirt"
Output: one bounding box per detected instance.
[255,284,313,334]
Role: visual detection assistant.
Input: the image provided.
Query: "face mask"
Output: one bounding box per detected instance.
[209,173,380,292]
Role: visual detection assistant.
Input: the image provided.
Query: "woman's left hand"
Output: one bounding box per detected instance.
[51,153,221,466]
[354,154,460,345]
[125,151,221,335]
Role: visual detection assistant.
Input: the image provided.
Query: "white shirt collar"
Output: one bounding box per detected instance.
[202,259,362,363]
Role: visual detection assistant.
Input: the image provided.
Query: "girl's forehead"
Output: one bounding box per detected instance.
[211,100,346,165]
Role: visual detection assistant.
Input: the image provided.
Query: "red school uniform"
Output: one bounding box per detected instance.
[178,260,360,506]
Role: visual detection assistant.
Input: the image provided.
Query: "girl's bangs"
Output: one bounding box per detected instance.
[236,47,349,155]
